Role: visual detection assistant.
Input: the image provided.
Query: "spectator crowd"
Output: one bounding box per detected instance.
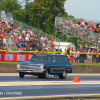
[58,18,100,63]
[0,17,100,63]
[66,45,100,63]
[60,19,100,41]
[0,18,55,51]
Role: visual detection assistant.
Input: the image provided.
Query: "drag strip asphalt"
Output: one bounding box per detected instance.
[0,73,100,99]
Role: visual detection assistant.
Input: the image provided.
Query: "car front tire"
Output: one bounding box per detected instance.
[19,72,25,78]
[38,74,43,78]
[43,69,49,79]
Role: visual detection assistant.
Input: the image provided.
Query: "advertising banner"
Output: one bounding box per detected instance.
[0,52,34,62]
[0,52,74,62]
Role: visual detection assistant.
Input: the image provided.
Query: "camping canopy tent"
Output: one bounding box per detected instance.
[54,41,75,52]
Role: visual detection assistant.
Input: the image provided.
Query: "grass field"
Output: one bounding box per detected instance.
[0,62,100,65]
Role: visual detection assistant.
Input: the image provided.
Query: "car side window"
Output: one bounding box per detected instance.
[57,56,62,62]
[53,56,56,62]
[47,56,52,62]
[62,56,69,62]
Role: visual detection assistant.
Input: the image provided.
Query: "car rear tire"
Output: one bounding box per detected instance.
[43,69,49,79]
[19,72,24,78]
[59,70,66,79]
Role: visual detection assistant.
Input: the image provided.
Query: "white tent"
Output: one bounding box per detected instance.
[54,41,75,52]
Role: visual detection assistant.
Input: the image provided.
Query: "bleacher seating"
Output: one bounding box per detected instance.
[55,17,100,48]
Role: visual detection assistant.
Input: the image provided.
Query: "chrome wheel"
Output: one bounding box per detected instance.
[43,69,49,79]
[59,70,66,79]
[63,70,66,78]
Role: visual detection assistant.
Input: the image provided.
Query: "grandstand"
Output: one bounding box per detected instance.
[54,17,100,49]
[0,13,60,51]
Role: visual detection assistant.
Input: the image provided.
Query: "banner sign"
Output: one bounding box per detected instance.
[0,52,74,62]
[0,52,34,62]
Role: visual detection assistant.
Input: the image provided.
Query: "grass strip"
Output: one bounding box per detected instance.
[72,63,100,65]
[0,62,100,65]
[0,62,18,64]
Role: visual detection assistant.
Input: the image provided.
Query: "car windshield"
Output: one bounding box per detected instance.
[29,54,52,62]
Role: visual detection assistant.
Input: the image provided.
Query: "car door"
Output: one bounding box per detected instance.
[56,56,63,73]
[50,56,58,73]
[62,56,71,71]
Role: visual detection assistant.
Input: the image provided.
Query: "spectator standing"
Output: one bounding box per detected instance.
[31,36,35,49]
[41,35,45,41]
[98,24,100,33]
[34,38,39,48]
[67,47,70,59]
[85,21,88,26]
[97,50,100,63]
[91,49,96,63]
[44,36,48,44]
[25,35,29,41]
[74,50,78,63]
[40,38,45,48]
[3,36,8,48]
[10,22,14,30]
[15,36,21,48]
[0,36,2,48]
[8,36,12,45]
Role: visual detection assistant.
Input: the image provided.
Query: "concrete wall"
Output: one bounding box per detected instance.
[0,63,17,73]
[73,65,100,73]
[0,63,100,73]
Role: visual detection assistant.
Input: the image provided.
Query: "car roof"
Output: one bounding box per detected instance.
[33,53,67,56]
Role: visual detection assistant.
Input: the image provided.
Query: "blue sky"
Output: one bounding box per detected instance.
[64,0,100,22]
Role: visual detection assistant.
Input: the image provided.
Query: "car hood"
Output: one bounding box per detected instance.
[18,61,49,65]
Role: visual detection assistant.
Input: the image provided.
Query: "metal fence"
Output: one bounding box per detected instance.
[73,53,100,63]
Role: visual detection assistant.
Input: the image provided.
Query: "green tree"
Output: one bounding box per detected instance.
[0,0,21,13]
[24,0,68,35]
[68,14,74,18]
[0,0,26,23]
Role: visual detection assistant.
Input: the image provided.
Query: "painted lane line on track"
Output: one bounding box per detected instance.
[0,73,100,76]
[0,81,100,86]
[1,94,100,100]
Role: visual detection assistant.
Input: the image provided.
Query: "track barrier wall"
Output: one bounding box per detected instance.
[0,63,100,73]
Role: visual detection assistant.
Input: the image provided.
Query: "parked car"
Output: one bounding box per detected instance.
[17,53,73,79]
